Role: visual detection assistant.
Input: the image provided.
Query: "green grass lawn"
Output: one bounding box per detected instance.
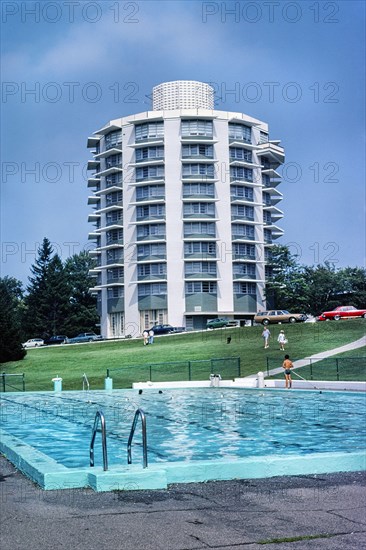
[1,320,365,391]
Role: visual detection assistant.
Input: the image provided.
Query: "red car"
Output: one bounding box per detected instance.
[318,306,366,321]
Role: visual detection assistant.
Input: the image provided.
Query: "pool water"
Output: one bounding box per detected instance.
[1,388,365,469]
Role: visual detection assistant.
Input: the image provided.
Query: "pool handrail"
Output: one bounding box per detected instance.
[82,373,90,391]
[127,409,148,468]
[90,410,108,471]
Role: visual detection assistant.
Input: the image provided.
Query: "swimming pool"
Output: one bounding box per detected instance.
[1,388,365,491]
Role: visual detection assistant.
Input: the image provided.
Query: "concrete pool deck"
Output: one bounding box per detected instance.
[0,455,365,550]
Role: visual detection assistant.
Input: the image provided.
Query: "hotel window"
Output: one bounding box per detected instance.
[229,147,252,162]
[231,205,254,219]
[233,243,256,259]
[232,224,255,239]
[181,119,213,137]
[107,267,124,280]
[136,165,164,181]
[136,185,165,200]
[105,154,122,168]
[182,164,215,177]
[184,242,216,256]
[263,192,271,205]
[264,229,272,242]
[106,173,122,186]
[228,123,252,143]
[185,281,217,293]
[138,263,166,277]
[135,146,164,161]
[137,243,166,257]
[183,203,215,216]
[263,211,272,224]
[106,191,122,205]
[138,283,167,296]
[105,130,122,149]
[230,185,254,201]
[233,282,257,294]
[184,222,216,236]
[136,204,165,219]
[230,166,253,182]
[233,263,256,276]
[107,287,124,298]
[137,224,165,238]
[259,131,269,143]
[182,144,213,158]
[106,229,123,244]
[106,211,122,225]
[183,182,215,196]
[185,262,217,275]
[135,122,164,141]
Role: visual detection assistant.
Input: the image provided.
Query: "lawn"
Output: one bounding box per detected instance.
[1,320,365,391]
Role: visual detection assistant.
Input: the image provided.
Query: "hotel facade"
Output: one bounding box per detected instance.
[87,81,285,338]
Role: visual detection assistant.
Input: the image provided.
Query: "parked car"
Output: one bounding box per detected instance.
[44,335,68,345]
[22,338,44,348]
[149,324,185,335]
[66,332,102,344]
[206,318,230,329]
[254,310,307,325]
[318,306,366,321]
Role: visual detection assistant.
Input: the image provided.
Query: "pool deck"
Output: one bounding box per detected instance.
[1,455,365,550]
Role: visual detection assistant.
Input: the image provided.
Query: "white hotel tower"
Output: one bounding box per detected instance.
[87,81,285,338]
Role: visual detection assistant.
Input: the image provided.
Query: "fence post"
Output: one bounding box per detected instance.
[266,358,269,377]
[188,361,191,381]
[2,373,5,393]
[149,365,152,381]
[310,359,313,380]
[107,368,110,378]
[238,356,241,377]
[22,373,25,392]
[336,358,339,381]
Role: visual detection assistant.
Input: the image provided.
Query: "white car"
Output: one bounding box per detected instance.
[23,338,44,348]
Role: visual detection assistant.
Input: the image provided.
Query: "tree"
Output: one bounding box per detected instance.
[265,245,307,311]
[0,277,26,363]
[63,251,99,336]
[300,263,341,315]
[23,238,71,337]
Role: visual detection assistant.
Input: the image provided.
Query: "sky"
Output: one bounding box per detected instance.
[1,0,365,286]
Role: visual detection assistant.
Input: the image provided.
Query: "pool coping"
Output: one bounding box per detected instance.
[1,428,365,492]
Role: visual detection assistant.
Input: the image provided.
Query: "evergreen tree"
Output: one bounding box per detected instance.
[0,277,26,362]
[63,251,99,335]
[23,238,71,337]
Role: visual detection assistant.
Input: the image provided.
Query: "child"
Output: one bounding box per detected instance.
[277,330,287,351]
[282,354,293,389]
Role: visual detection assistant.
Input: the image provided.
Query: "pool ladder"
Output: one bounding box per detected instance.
[90,410,108,471]
[127,408,148,469]
[89,408,148,471]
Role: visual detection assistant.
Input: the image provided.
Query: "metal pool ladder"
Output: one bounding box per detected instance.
[127,409,148,468]
[82,373,90,391]
[90,410,108,471]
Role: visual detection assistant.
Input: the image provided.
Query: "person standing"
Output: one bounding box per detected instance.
[282,354,293,389]
[262,327,271,349]
[277,330,287,351]
[148,329,154,345]
[143,330,149,346]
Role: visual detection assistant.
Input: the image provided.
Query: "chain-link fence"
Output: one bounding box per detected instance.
[0,373,25,392]
[266,357,366,381]
[107,356,241,388]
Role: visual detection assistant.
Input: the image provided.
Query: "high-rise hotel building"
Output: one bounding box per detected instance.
[87,81,285,338]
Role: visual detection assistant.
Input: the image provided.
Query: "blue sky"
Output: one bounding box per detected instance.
[1,0,365,285]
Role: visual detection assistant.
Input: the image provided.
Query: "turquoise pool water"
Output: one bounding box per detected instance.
[1,388,365,470]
